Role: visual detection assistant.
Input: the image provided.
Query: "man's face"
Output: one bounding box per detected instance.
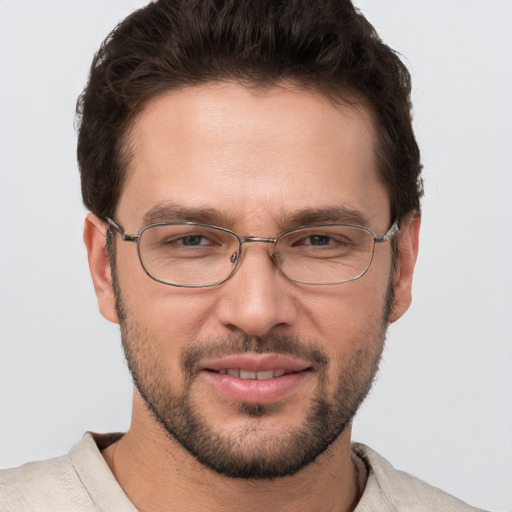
[87,83,417,479]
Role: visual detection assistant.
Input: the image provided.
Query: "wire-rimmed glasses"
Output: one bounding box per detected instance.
[106,218,399,287]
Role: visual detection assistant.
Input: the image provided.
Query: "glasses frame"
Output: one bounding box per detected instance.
[106,217,400,288]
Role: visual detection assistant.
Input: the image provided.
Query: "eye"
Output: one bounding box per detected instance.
[174,234,212,246]
[303,235,333,246]
[294,233,352,248]
[281,227,363,258]
[152,230,222,251]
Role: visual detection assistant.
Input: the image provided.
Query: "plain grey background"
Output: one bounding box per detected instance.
[0,2,511,511]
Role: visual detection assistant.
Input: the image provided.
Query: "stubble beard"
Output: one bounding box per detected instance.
[112,271,393,480]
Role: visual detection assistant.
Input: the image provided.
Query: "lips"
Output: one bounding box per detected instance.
[203,353,311,373]
[218,368,287,379]
[200,353,312,404]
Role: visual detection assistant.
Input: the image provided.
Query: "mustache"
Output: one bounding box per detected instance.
[181,334,329,376]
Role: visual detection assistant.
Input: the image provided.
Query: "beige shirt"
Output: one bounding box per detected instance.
[0,433,486,511]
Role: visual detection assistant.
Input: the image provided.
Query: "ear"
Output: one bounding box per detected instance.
[389,213,421,323]
[83,213,119,324]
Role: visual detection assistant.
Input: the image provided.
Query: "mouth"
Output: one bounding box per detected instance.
[200,354,312,404]
[212,368,293,379]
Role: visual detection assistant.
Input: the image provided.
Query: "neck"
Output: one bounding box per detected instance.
[102,396,366,512]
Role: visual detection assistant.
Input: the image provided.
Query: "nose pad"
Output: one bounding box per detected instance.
[217,244,297,336]
[270,248,282,267]
[230,250,240,264]
[227,242,281,283]
[230,243,278,266]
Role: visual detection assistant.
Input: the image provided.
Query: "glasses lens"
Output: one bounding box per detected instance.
[277,225,375,284]
[138,224,239,286]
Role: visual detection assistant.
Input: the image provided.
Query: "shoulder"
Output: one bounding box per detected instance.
[0,433,133,512]
[353,443,488,512]
[0,451,95,512]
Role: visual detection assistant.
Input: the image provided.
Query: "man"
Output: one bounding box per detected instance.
[0,1,488,510]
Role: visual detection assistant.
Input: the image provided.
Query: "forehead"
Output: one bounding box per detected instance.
[118,82,388,230]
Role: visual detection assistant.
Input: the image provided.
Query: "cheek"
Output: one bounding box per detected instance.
[304,277,389,335]
[298,268,391,362]
[117,250,220,354]
[125,290,215,342]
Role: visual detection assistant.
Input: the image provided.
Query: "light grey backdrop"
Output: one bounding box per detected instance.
[0,2,510,511]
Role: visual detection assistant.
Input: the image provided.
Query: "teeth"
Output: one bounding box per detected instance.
[219,369,288,380]
[255,370,274,380]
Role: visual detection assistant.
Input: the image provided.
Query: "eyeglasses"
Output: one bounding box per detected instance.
[106,217,400,288]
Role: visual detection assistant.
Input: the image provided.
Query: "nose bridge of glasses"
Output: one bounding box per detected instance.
[231,235,279,266]
[240,235,277,245]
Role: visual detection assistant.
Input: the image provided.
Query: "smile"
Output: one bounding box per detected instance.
[200,354,312,403]
[213,368,290,379]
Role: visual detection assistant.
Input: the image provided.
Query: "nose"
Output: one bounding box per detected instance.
[215,244,299,337]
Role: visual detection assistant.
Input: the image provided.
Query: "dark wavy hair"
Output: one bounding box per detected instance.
[76,0,422,221]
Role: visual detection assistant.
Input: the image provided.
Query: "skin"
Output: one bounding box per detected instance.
[84,82,420,512]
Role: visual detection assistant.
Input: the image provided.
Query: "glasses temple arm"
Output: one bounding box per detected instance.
[374,219,400,243]
[105,217,139,242]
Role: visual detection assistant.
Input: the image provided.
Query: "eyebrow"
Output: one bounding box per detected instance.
[142,202,236,227]
[142,203,371,230]
[283,207,371,228]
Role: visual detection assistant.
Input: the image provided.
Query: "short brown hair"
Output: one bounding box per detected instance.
[76,0,422,221]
